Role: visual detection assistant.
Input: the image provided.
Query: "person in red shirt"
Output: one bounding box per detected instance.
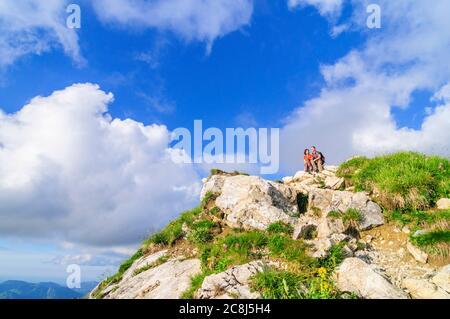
[303,149,313,173]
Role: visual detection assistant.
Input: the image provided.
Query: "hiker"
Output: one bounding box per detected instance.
[311,146,325,172]
[303,149,314,173]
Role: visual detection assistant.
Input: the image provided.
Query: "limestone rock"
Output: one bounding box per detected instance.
[121,249,168,281]
[324,165,338,172]
[292,216,318,240]
[308,188,335,211]
[105,258,201,299]
[308,238,332,258]
[432,265,450,293]
[292,171,312,183]
[406,241,428,264]
[317,215,346,239]
[197,261,264,299]
[436,198,450,210]
[215,175,298,230]
[324,176,345,190]
[335,258,409,299]
[309,189,383,231]
[200,174,226,200]
[402,278,449,299]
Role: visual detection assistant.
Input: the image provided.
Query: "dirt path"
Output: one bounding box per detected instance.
[361,224,446,290]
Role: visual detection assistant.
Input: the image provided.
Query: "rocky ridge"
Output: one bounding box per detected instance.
[91,166,449,299]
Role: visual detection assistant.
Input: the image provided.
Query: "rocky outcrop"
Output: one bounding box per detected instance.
[432,265,450,293]
[436,198,450,210]
[98,256,201,299]
[92,166,447,300]
[402,278,449,299]
[335,258,409,299]
[200,174,225,199]
[197,261,265,299]
[205,175,299,230]
[307,189,384,231]
[121,250,168,282]
[406,241,428,264]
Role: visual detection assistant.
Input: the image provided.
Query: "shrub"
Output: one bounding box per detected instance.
[200,231,269,273]
[327,210,342,219]
[189,220,217,244]
[268,234,309,262]
[318,244,345,272]
[410,230,450,257]
[267,222,294,235]
[118,249,143,274]
[337,152,450,211]
[251,268,304,299]
[342,208,363,227]
[143,206,202,248]
[201,192,217,208]
[181,272,209,299]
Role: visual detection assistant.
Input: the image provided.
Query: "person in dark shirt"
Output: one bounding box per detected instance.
[311,146,324,173]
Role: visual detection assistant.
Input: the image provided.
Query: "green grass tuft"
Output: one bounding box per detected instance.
[133,255,169,276]
[342,208,363,227]
[143,206,202,248]
[181,272,209,299]
[267,222,294,235]
[252,268,304,299]
[337,152,450,211]
[188,220,217,244]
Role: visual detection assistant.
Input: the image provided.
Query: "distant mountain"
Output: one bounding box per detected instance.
[71,281,99,297]
[0,280,82,299]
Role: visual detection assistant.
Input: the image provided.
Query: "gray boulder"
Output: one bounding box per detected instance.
[197,261,265,299]
[104,258,201,299]
[335,258,409,299]
[402,278,449,299]
[309,189,384,231]
[213,175,299,230]
[432,265,450,293]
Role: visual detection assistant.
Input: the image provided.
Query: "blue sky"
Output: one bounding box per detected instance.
[0,0,449,284]
[1,1,364,130]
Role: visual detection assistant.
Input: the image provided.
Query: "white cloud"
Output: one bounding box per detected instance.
[280,0,450,171]
[288,0,344,16]
[0,83,201,247]
[50,252,124,267]
[0,0,82,68]
[91,0,254,53]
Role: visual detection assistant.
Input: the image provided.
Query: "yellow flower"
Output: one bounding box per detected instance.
[317,267,327,278]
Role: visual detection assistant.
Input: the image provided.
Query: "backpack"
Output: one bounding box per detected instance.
[318,152,325,164]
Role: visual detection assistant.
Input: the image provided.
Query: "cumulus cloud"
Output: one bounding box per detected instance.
[288,0,344,16]
[0,0,82,68]
[91,0,254,53]
[0,83,201,247]
[50,252,125,267]
[280,0,450,171]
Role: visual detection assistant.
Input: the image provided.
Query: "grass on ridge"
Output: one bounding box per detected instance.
[143,206,202,249]
[337,152,450,211]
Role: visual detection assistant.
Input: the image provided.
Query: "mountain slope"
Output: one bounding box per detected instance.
[0,280,82,299]
[91,152,450,300]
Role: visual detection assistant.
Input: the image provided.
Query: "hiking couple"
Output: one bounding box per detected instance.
[303,146,325,173]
